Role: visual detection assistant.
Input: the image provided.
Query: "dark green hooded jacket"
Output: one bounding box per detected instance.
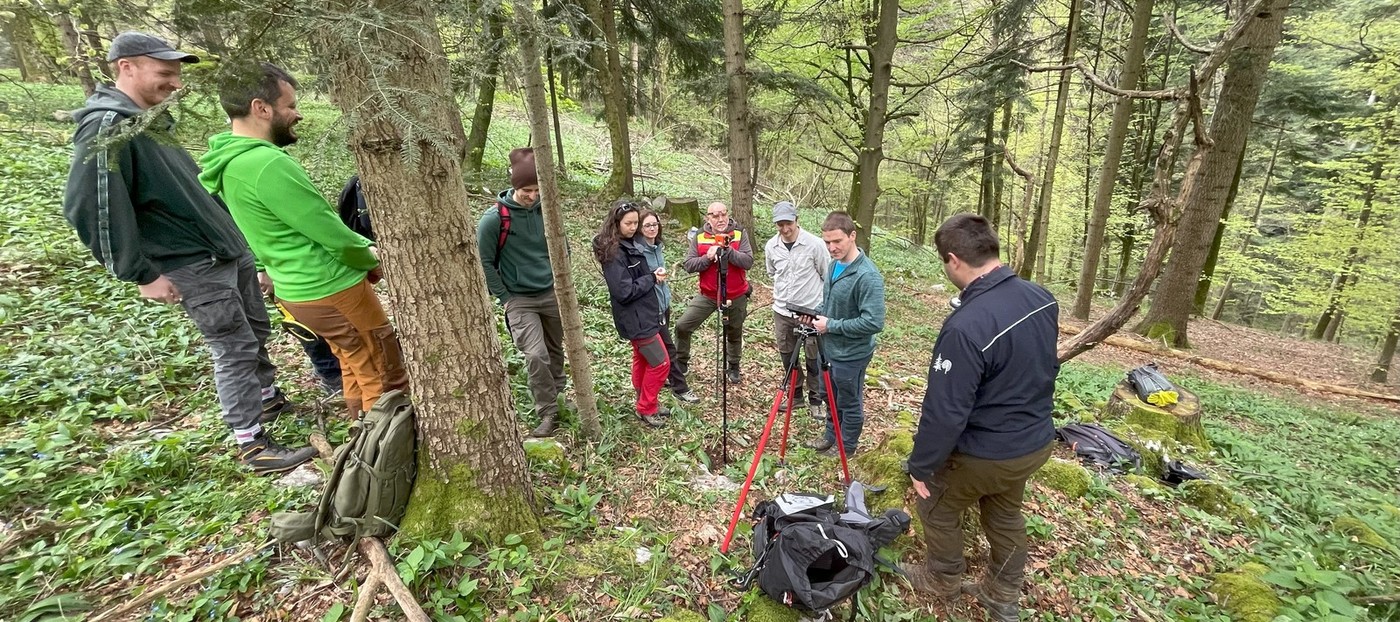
[63,85,247,285]
[477,188,555,303]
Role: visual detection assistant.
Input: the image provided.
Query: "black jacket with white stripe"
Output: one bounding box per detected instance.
[908,265,1059,481]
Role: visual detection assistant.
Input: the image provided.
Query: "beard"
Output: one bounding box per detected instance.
[270,113,299,147]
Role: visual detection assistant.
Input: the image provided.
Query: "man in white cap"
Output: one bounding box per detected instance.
[764,201,828,414]
[61,32,315,475]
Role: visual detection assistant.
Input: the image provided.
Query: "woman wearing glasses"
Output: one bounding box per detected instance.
[636,208,700,405]
[593,200,672,427]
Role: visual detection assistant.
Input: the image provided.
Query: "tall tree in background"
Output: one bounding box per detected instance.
[515,0,604,441]
[1019,0,1081,281]
[1073,0,1153,319]
[722,0,754,230]
[1135,0,1290,347]
[849,0,899,252]
[582,0,635,198]
[319,0,538,541]
[465,6,506,178]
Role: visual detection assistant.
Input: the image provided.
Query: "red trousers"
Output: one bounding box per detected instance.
[631,334,670,415]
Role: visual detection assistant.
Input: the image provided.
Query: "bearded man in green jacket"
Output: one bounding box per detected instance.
[200,63,408,420]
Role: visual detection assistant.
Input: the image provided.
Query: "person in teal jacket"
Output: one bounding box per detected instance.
[477,148,569,437]
[62,33,311,476]
[805,211,885,456]
[200,62,407,419]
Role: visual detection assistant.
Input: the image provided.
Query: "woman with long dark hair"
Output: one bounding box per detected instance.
[636,208,698,403]
[594,200,672,427]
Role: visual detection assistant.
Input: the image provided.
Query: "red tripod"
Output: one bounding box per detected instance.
[720,324,851,553]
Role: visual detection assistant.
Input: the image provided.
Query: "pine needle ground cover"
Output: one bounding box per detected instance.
[2,78,1397,622]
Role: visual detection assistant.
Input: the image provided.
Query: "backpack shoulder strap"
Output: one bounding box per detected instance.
[494,202,511,269]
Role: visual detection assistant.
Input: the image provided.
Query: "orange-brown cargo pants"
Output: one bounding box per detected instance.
[279,278,407,415]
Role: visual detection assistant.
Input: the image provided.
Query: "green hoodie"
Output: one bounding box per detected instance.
[198,132,377,302]
[476,188,555,303]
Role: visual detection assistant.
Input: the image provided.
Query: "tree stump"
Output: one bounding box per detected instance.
[1102,380,1209,450]
[661,197,701,230]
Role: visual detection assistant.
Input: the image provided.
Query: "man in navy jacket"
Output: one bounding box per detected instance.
[905,213,1059,622]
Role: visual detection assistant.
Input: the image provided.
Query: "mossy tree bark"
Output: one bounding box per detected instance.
[514,0,602,441]
[722,0,754,231]
[318,0,538,543]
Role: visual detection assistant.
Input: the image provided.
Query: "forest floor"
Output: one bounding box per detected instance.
[2,77,1398,622]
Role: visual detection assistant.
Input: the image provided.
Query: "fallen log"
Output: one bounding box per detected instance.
[1059,324,1400,404]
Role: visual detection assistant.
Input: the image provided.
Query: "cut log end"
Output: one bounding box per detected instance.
[1103,381,1209,450]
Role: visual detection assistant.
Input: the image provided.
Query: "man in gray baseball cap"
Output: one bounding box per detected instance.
[106,31,201,63]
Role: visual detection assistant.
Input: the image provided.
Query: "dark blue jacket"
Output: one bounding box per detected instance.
[599,236,661,341]
[908,266,1059,481]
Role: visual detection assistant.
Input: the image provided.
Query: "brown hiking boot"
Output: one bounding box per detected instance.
[902,564,961,599]
[962,581,1020,622]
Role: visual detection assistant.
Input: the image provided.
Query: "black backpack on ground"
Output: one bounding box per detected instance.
[1057,422,1142,474]
[336,175,376,242]
[740,491,909,617]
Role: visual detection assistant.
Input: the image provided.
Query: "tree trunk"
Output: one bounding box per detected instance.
[47,6,95,96]
[1020,0,1082,282]
[582,0,634,198]
[722,0,754,231]
[318,0,538,543]
[851,0,899,252]
[464,7,505,177]
[1192,143,1248,312]
[1372,303,1400,384]
[1073,0,1153,319]
[1312,156,1383,339]
[4,7,62,83]
[1134,0,1288,348]
[515,0,603,441]
[991,99,1012,229]
[977,108,997,220]
[1211,123,1283,320]
[77,15,110,79]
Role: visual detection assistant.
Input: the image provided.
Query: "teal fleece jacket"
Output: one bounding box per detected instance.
[821,251,886,362]
[477,188,555,302]
[63,85,248,284]
[198,132,377,302]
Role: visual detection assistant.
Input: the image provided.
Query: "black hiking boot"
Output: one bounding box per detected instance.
[725,368,742,384]
[238,434,316,476]
[259,387,294,424]
[963,581,1020,622]
[531,414,558,438]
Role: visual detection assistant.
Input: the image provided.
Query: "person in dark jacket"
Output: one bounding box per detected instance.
[904,213,1059,622]
[61,32,313,476]
[594,201,672,427]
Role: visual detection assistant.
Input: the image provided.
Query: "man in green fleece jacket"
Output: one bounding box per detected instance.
[62,33,313,475]
[805,211,885,456]
[478,148,568,437]
[200,63,407,419]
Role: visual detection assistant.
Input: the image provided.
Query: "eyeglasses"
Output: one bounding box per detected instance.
[642,223,660,229]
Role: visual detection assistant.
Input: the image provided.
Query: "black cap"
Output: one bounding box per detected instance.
[106,32,200,63]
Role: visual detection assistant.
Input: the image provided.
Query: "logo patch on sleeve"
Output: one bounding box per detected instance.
[933,353,953,374]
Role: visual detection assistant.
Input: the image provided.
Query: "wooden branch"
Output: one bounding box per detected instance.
[91,541,269,622]
[0,519,71,558]
[309,432,335,459]
[1013,60,1179,100]
[1164,13,1212,54]
[1354,593,1400,605]
[1003,148,1034,180]
[358,538,431,622]
[1196,0,1271,85]
[1058,324,1400,404]
[350,572,384,622]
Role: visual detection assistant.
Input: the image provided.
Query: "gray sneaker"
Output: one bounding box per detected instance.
[673,390,701,404]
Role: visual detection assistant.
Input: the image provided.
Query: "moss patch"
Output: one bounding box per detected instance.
[1210,563,1281,622]
[657,611,707,622]
[852,429,914,513]
[1032,458,1092,498]
[1379,503,1400,522]
[1180,480,1258,527]
[563,538,648,581]
[1141,322,1178,344]
[743,591,801,622]
[1122,474,1167,494]
[398,461,541,545]
[522,438,570,476]
[1332,515,1396,552]
[1107,424,1169,478]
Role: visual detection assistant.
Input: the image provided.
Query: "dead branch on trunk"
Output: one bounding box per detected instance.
[358,537,431,622]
